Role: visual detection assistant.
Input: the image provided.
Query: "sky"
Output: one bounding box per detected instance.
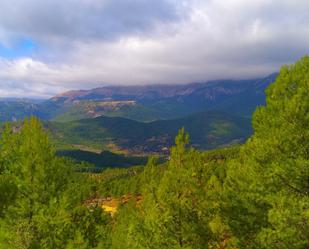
[0,0,308,98]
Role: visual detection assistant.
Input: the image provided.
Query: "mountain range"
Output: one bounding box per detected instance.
[0,74,276,122]
[0,74,277,156]
[47,73,277,121]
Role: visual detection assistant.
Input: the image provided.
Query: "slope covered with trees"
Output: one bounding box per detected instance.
[0,118,112,248]
[105,56,309,248]
[223,56,309,248]
[0,57,308,248]
[48,110,251,154]
[57,149,148,170]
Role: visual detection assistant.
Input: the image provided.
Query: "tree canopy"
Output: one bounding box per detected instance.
[0,56,308,248]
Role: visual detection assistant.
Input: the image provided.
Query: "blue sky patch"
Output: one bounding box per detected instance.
[0,38,37,59]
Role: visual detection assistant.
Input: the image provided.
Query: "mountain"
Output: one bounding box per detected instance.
[45,73,277,121]
[0,99,43,122]
[47,111,252,155]
[0,74,277,123]
[0,75,274,155]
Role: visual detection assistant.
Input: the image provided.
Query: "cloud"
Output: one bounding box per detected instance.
[0,0,308,97]
[0,0,185,43]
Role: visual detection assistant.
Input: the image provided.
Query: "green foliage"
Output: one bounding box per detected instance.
[0,117,111,248]
[224,56,309,248]
[109,128,237,249]
[102,57,309,249]
[97,165,145,197]
[143,129,211,249]
[0,57,308,249]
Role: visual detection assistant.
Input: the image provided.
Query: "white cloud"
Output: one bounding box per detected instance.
[0,0,308,97]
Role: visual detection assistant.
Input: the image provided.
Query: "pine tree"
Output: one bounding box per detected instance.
[224,56,309,248]
[128,128,212,249]
[0,117,109,248]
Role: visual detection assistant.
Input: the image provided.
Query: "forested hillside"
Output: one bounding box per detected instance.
[48,110,251,154]
[0,57,308,248]
[57,150,148,170]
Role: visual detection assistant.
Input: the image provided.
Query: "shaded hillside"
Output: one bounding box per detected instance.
[48,111,252,154]
[0,99,41,122]
[57,150,148,170]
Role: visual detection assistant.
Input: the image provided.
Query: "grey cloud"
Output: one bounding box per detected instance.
[0,0,185,42]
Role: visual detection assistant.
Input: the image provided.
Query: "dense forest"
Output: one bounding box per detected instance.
[0,56,308,248]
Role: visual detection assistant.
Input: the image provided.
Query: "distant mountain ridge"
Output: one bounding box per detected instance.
[0,99,40,122]
[53,74,276,104]
[0,74,277,123]
[43,73,278,121]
